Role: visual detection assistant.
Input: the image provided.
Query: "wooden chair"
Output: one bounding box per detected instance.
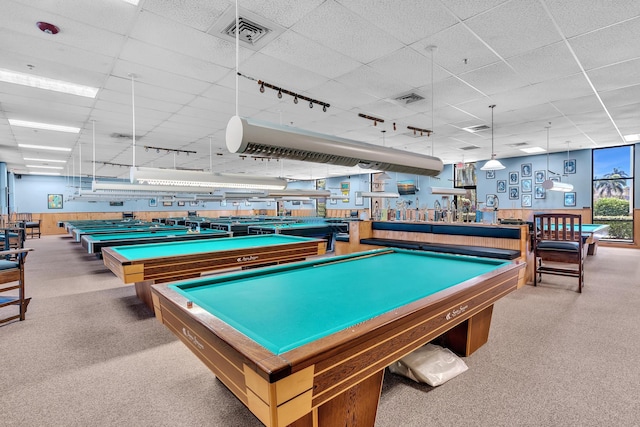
[0,247,34,324]
[533,213,585,292]
[15,213,41,239]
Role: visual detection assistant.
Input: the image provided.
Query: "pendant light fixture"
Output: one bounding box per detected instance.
[481,105,506,171]
[542,123,573,192]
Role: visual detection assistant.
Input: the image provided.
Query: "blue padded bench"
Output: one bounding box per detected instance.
[335,233,350,242]
[360,238,520,260]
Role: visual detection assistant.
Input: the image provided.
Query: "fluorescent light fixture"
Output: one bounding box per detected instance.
[267,189,331,198]
[26,165,64,169]
[24,157,67,163]
[520,147,546,154]
[92,181,218,194]
[0,68,98,98]
[623,134,640,142]
[121,0,139,5]
[130,167,287,190]
[27,171,61,176]
[9,119,80,133]
[226,116,443,176]
[359,191,400,198]
[19,144,72,152]
[542,180,573,192]
[430,187,467,195]
[224,191,267,199]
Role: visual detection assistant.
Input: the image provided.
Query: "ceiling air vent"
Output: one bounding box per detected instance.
[223,17,270,45]
[462,124,490,133]
[209,7,284,50]
[508,142,528,147]
[459,145,480,151]
[394,92,425,104]
[110,133,142,141]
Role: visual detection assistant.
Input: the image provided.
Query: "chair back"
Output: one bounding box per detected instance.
[534,213,582,243]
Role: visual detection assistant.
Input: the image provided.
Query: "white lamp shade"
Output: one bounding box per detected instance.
[430,187,467,195]
[480,157,506,171]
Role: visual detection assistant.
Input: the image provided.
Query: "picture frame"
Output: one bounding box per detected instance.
[486,194,498,208]
[550,175,560,183]
[497,180,507,193]
[535,186,545,199]
[522,194,532,207]
[149,198,157,207]
[564,159,576,174]
[534,170,545,184]
[486,170,495,179]
[220,200,227,207]
[109,201,124,207]
[521,163,532,177]
[47,194,63,209]
[521,179,532,193]
[330,198,337,205]
[162,201,173,207]
[509,171,519,185]
[189,201,198,206]
[509,186,519,200]
[564,192,576,207]
[177,201,185,207]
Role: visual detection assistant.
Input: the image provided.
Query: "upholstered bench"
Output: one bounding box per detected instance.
[360,238,520,260]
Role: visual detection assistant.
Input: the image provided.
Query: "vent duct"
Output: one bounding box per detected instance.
[223,17,269,45]
[394,92,424,104]
[226,116,444,177]
[459,145,480,151]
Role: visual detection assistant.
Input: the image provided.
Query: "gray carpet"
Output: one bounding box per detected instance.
[1,236,639,426]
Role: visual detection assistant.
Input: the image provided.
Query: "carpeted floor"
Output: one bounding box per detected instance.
[1,235,639,426]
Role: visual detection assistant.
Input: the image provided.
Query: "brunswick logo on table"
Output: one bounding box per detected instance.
[182,327,204,350]
[446,305,469,320]
[237,255,259,262]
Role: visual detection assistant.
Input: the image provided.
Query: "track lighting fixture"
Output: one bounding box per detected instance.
[254,79,329,112]
[393,122,396,131]
[144,145,196,156]
[358,113,384,127]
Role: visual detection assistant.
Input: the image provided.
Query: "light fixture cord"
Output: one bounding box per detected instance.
[235,0,239,117]
[131,74,136,168]
[430,47,434,157]
[92,120,96,182]
[546,123,551,172]
[209,136,213,173]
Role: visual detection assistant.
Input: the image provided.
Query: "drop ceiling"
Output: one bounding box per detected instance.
[1,0,639,181]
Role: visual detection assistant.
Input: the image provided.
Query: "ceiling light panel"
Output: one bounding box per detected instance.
[0,68,98,98]
[23,158,67,163]
[520,147,546,153]
[18,144,72,152]
[9,119,80,133]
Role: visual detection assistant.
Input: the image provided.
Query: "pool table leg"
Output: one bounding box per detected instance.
[287,370,384,427]
[438,305,494,356]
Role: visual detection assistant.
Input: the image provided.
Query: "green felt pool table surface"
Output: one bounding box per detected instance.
[169,250,511,355]
[86,228,227,241]
[108,234,322,261]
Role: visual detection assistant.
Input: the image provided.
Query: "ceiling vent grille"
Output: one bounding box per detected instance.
[110,133,142,141]
[394,92,425,104]
[223,17,270,45]
[509,142,528,147]
[462,124,490,133]
[459,145,480,151]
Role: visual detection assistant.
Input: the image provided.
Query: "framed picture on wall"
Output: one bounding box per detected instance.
[162,201,173,207]
[189,201,198,206]
[149,198,157,207]
[497,180,506,193]
[509,172,519,185]
[47,194,63,209]
[509,186,519,200]
[522,194,532,207]
[535,186,545,199]
[564,192,576,207]
[564,159,576,174]
[550,175,560,183]
[220,200,227,207]
[521,179,532,193]
[330,198,337,205]
[486,170,495,179]
[486,194,498,208]
[177,201,185,207]
[535,170,545,184]
[521,163,532,177]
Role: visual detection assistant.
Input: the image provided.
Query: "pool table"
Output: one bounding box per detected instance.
[151,249,525,427]
[247,222,349,251]
[70,223,177,242]
[549,223,610,255]
[103,235,326,310]
[80,228,231,256]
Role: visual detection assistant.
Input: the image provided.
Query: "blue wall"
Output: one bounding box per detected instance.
[11,143,638,213]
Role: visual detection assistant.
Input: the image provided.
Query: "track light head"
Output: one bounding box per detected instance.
[293,95,298,104]
[309,101,313,108]
[277,89,282,99]
[259,83,265,93]
[322,105,326,112]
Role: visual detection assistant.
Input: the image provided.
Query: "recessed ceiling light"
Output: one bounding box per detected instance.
[9,119,80,133]
[0,68,98,98]
[24,157,67,163]
[623,134,640,142]
[520,147,546,154]
[18,144,72,152]
[26,165,64,169]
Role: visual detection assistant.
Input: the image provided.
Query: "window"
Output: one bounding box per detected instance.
[592,145,634,242]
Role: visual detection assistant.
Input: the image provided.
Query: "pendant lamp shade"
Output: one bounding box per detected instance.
[481,105,505,171]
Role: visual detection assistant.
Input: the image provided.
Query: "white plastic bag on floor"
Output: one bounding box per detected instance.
[389,343,468,386]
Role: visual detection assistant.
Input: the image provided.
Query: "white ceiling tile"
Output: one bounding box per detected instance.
[545,0,640,38]
[142,0,230,32]
[507,42,582,84]
[441,0,511,21]
[290,1,404,64]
